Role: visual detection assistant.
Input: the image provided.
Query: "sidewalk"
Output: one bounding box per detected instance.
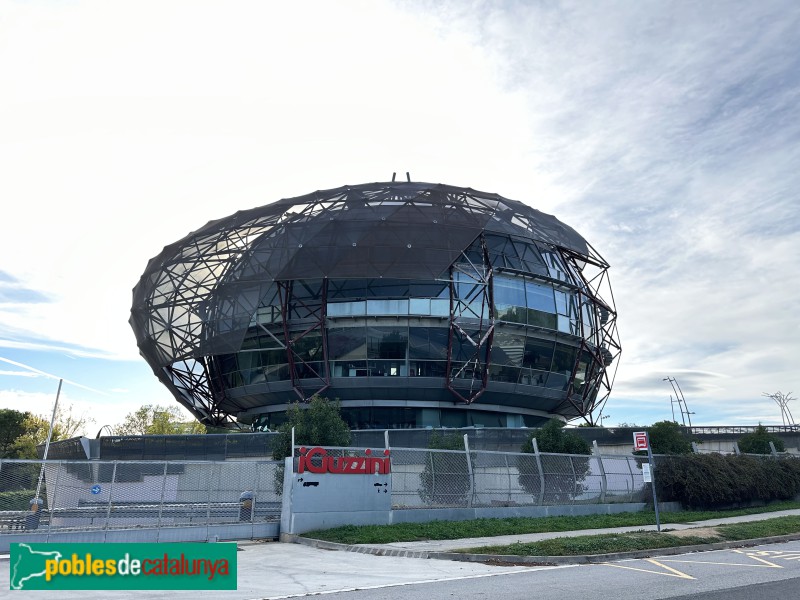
[346,508,800,554]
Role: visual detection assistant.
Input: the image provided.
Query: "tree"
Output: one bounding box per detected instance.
[738,424,785,454]
[521,419,591,455]
[646,420,693,455]
[271,395,351,462]
[8,405,94,459]
[112,404,205,435]
[419,431,470,506]
[0,409,28,458]
[518,420,591,503]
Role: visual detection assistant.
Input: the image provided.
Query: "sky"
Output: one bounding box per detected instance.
[1,0,798,433]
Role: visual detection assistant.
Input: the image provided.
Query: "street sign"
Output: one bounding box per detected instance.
[91,485,102,495]
[642,463,652,483]
[633,431,649,451]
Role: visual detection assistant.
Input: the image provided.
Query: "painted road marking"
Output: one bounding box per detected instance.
[739,550,800,561]
[597,558,695,579]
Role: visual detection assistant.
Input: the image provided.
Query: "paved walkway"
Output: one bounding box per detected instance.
[351,508,800,553]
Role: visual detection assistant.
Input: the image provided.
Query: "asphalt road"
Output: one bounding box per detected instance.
[3,539,799,599]
[319,541,800,600]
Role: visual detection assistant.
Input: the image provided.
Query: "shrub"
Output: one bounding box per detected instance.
[655,454,800,509]
[271,395,351,492]
[518,420,591,503]
[0,490,46,511]
[738,424,785,454]
[646,421,693,455]
[419,432,470,506]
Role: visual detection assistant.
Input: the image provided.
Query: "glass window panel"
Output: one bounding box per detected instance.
[528,309,557,330]
[367,326,408,359]
[488,364,519,383]
[517,369,549,387]
[552,343,578,373]
[523,338,555,371]
[430,299,450,316]
[495,304,526,323]
[328,279,368,300]
[409,360,447,377]
[545,372,568,390]
[292,331,323,362]
[331,360,368,377]
[491,331,525,367]
[494,275,526,307]
[366,299,408,315]
[292,279,323,300]
[409,280,449,298]
[366,279,410,297]
[408,327,449,360]
[368,360,407,376]
[327,301,366,317]
[327,326,366,360]
[525,281,556,313]
[409,298,430,315]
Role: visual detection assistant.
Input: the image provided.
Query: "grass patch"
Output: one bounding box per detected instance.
[460,515,800,557]
[303,500,800,545]
[464,532,718,556]
[717,516,800,541]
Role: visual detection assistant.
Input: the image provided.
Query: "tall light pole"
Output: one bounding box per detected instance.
[664,377,693,427]
[764,391,795,426]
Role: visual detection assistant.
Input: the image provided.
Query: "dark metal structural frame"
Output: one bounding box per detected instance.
[130,181,621,427]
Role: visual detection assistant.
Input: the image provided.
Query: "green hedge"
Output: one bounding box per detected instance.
[0,490,45,511]
[655,454,800,509]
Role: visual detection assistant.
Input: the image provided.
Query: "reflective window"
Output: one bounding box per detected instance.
[327,326,367,360]
[491,331,526,367]
[366,279,410,297]
[408,327,449,360]
[528,309,557,330]
[523,338,555,371]
[328,279,368,300]
[525,281,556,313]
[367,326,408,359]
[494,275,526,307]
[409,360,447,377]
[552,343,578,374]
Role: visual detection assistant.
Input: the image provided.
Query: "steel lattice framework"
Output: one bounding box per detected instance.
[130,182,620,427]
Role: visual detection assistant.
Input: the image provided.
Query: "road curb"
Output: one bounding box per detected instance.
[287,532,800,565]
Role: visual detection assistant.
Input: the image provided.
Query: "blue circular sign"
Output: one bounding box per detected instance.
[91,485,102,495]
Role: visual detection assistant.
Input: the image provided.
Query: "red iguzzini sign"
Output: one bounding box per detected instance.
[297,447,391,475]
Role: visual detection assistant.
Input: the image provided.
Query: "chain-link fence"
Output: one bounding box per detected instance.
[389,448,651,509]
[0,459,282,535]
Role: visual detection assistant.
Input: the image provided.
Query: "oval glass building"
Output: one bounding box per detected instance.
[130,182,620,429]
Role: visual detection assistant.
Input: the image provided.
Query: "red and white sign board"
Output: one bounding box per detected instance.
[633,431,649,451]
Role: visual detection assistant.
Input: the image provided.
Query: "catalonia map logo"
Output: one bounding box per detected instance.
[9,543,237,590]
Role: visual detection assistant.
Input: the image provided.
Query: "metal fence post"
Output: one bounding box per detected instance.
[625,455,637,502]
[463,434,474,508]
[206,464,214,528]
[103,461,118,542]
[593,441,607,503]
[45,461,63,540]
[531,438,545,505]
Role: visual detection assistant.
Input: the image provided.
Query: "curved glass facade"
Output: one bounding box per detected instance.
[131,182,620,428]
